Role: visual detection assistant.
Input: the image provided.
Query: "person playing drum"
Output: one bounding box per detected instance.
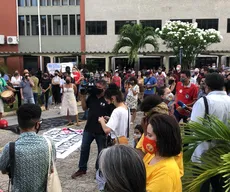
[0,73,16,119]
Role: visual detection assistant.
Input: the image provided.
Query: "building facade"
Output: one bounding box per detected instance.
[0,0,230,73]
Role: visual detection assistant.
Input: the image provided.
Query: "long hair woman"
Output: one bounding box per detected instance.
[98,145,146,192]
[61,76,80,126]
[98,83,130,144]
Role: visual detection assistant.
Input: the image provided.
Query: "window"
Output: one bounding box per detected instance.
[196,19,219,30]
[18,0,25,6]
[77,14,80,35]
[227,19,230,33]
[62,15,68,35]
[41,15,47,35]
[19,16,25,35]
[140,20,162,29]
[40,0,46,6]
[31,0,37,6]
[70,15,76,35]
[115,20,136,34]
[53,0,60,5]
[76,0,80,5]
[53,15,61,35]
[26,16,30,35]
[25,0,30,6]
[170,19,193,23]
[48,15,52,35]
[62,0,68,5]
[47,0,52,5]
[31,15,39,35]
[86,21,107,35]
[69,0,75,5]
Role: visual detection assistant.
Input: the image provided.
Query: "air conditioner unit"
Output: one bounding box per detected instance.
[7,36,19,45]
[0,35,4,44]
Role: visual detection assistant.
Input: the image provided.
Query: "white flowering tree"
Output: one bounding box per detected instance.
[156,21,223,69]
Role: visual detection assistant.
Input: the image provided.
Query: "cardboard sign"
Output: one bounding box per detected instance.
[47,63,61,75]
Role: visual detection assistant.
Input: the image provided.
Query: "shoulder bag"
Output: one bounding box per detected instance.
[44,137,62,192]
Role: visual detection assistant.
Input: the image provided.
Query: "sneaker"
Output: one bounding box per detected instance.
[71,170,86,179]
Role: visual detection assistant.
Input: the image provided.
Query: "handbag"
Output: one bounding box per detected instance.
[44,137,62,192]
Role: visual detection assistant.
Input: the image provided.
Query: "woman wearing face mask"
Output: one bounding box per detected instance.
[40,73,51,110]
[133,124,143,148]
[61,76,80,126]
[52,70,61,107]
[11,70,22,108]
[142,114,182,192]
[98,83,130,145]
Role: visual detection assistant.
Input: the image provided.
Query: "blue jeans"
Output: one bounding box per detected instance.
[23,97,35,104]
[33,93,38,105]
[78,131,106,171]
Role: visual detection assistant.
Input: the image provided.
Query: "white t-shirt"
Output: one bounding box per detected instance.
[127,84,139,100]
[11,76,22,87]
[106,106,130,139]
[52,76,61,84]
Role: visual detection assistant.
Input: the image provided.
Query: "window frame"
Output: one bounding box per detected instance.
[19,15,25,36]
[53,15,61,35]
[196,19,219,30]
[114,20,137,35]
[31,15,39,35]
[140,20,162,29]
[86,21,107,35]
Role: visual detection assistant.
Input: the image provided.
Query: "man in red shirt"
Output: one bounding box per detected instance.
[174,70,198,122]
[72,67,81,100]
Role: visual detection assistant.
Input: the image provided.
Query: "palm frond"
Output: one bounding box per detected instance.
[183,116,230,162]
[183,145,230,192]
[113,38,133,53]
[113,24,159,62]
[183,116,230,191]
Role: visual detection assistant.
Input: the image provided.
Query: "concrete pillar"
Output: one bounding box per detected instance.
[105,56,110,71]
[218,55,222,67]
[163,55,170,73]
[49,56,55,63]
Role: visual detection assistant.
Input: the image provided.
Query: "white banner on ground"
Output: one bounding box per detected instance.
[43,128,83,159]
[47,63,61,75]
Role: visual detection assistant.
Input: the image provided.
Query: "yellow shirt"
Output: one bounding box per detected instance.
[136,134,184,177]
[144,154,182,192]
[31,76,39,93]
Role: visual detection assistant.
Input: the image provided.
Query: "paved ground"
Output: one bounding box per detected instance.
[0,106,142,192]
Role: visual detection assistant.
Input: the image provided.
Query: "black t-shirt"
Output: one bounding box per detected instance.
[40,78,51,89]
[85,95,115,134]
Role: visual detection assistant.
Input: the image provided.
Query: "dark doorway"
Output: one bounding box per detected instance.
[169,57,177,70]
[23,56,38,71]
[115,58,134,70]
[139,57,161,70]
[43,57,51,72]
[86,58,105,71]
[60,56,78,63]
[195,57,217,68]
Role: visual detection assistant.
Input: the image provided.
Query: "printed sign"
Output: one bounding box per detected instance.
[47,63,61,75]
[43,128,83,159]
[61,62,74,73]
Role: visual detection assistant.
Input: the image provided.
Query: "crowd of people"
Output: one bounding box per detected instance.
[0,62,230,192]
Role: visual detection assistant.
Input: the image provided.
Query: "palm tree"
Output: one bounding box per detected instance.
[113,24,159,68]
[182,116,230,192]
